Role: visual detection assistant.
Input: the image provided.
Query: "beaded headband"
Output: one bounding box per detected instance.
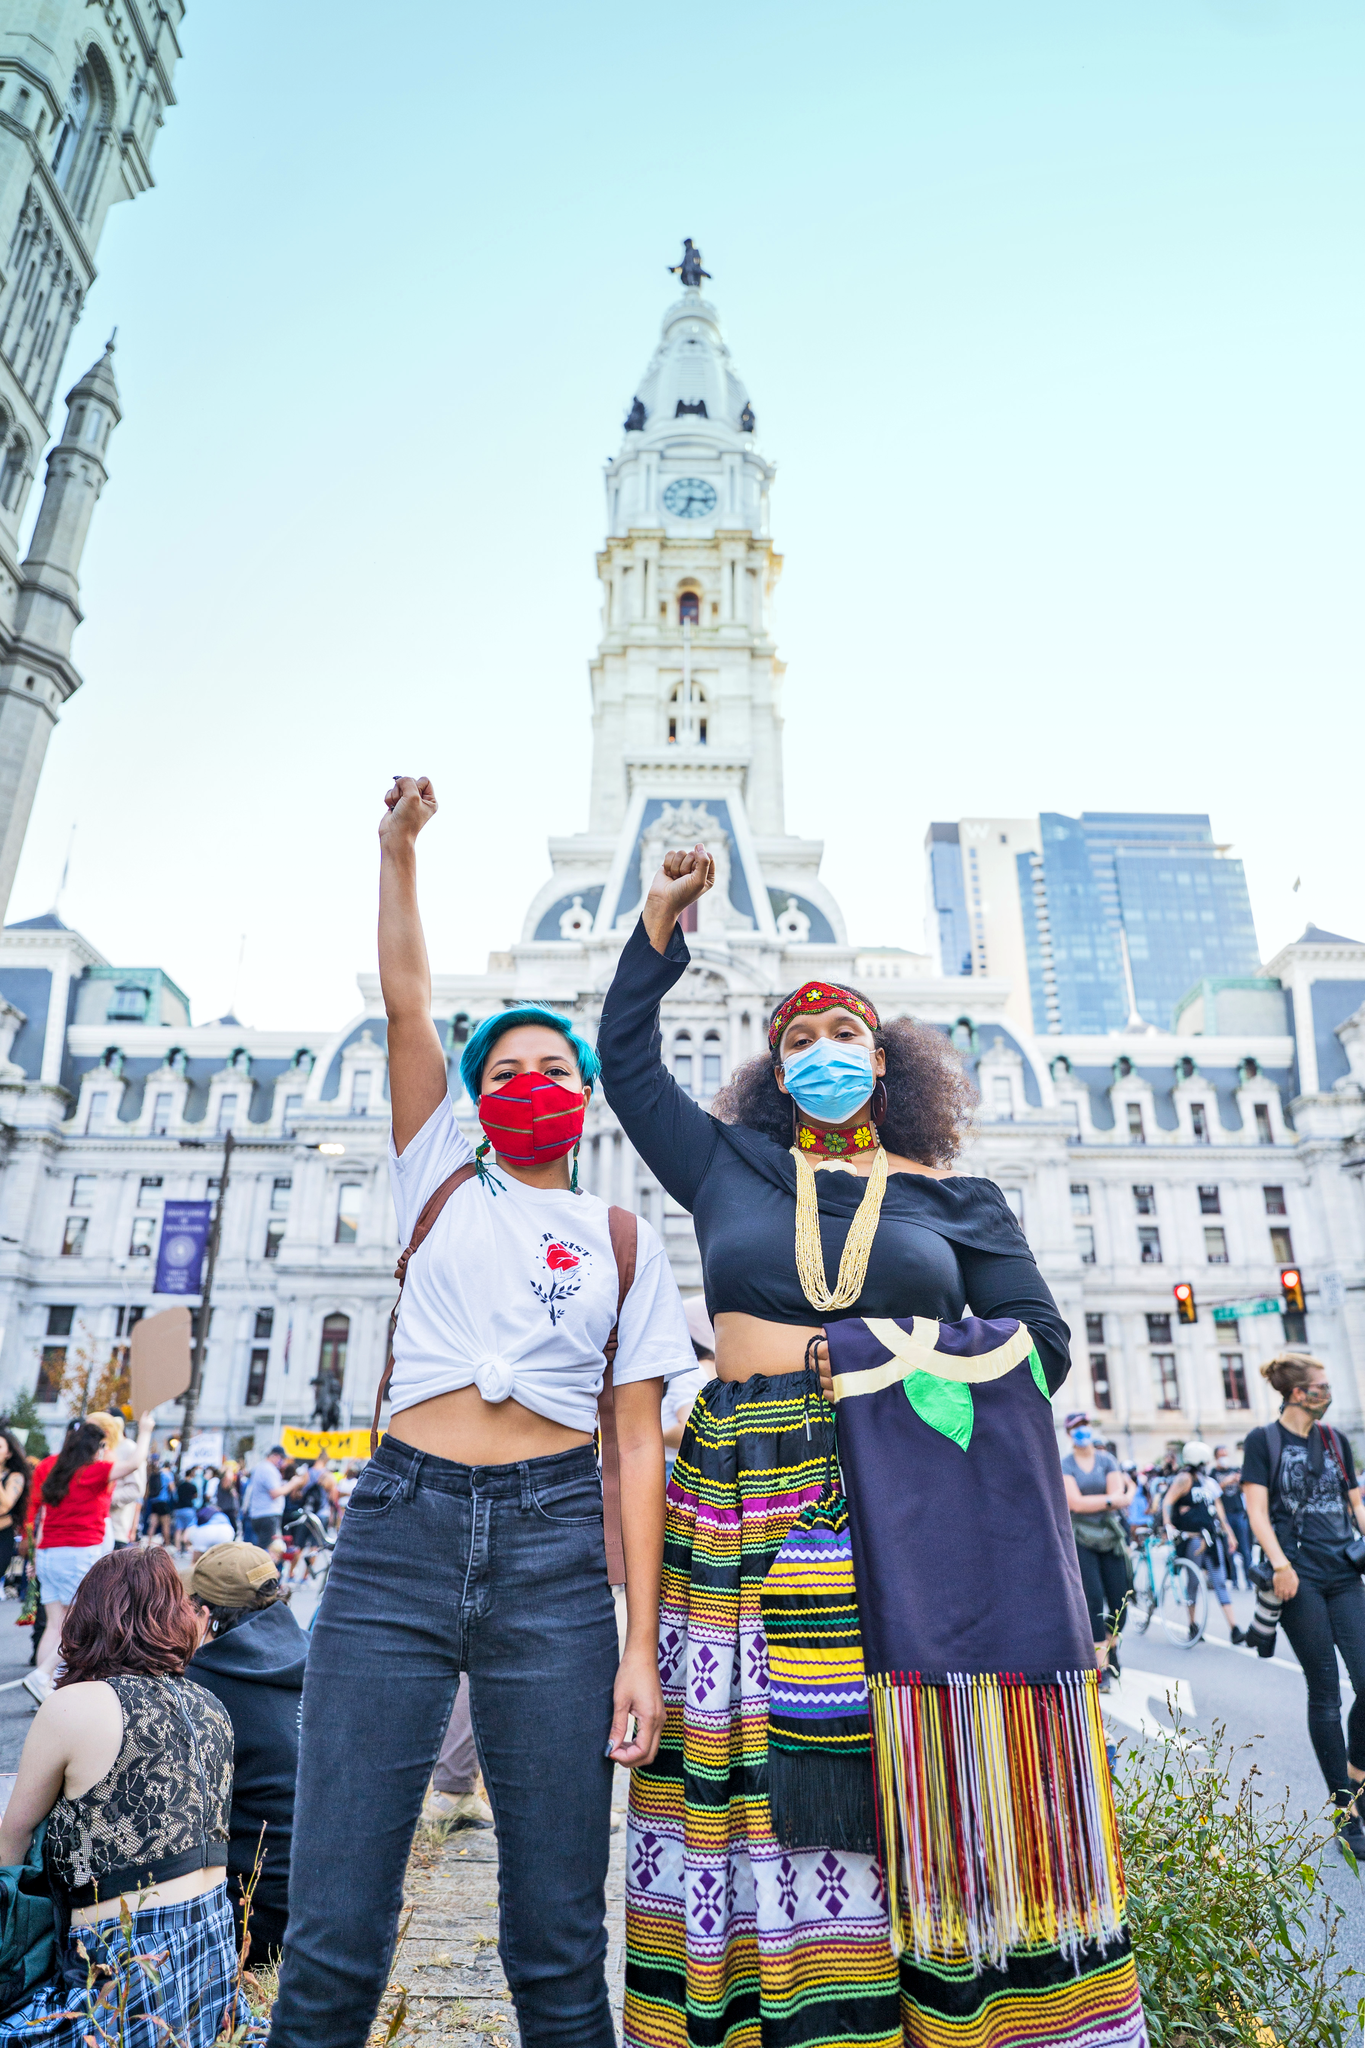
[768,980,880,1052]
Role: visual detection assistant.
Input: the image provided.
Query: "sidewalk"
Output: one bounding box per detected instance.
[0,1590,36,1774]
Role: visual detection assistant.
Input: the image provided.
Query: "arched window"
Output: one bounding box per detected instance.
[702,1032,723,1095]
[679,590,700,625]
[50,65,92,190]
[0,434,29,514]
[673,1033,693,1092]
[318,1314,349,1380]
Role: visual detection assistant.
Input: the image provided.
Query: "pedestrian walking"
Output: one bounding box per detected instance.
[1242,1352,1365,1856]
[596,842,1147,2048]
[24,1412,154,1703]
[0,1547,255,2045]
[1213,1441,1253,1587]
[266,775,694,2048]
[0,1426,31,1593]
[1164,1440,1246,1642]
[242,1447,290,1550]
[1060,1412,1135,1686]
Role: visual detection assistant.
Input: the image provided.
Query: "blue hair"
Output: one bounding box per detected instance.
[458,1007,601,1106]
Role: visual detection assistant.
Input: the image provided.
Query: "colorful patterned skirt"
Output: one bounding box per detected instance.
[624,1372,1148,2048]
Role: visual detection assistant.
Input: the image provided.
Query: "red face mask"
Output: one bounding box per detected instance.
[478,1071,586,1164]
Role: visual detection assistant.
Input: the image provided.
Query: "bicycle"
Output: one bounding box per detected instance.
[279,1509,336,1589]
[1130,1525,1208,1645]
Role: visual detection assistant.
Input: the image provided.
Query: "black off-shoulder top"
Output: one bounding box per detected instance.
[597,920,1073,1394]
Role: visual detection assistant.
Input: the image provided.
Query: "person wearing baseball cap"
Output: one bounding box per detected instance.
[188,1543,308,1960]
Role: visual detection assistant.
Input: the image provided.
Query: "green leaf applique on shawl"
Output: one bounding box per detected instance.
[902,1370,973,1452]
[1028,1347,1049,1400]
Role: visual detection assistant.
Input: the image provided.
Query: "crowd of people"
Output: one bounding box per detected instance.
[0,790,1359,2048]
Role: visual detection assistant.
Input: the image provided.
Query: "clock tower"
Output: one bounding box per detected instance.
[522,249,844,951]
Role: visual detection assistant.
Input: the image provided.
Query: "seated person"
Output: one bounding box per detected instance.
[0,1547,255,2046]
[188,1542,308,1961]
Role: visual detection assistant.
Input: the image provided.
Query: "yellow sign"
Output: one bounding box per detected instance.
[281,1426,378,1462]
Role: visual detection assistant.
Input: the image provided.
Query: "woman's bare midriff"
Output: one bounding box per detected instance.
[715,1313,827,1381]
[387,1383,593,1466]
[70,1864,227,1927]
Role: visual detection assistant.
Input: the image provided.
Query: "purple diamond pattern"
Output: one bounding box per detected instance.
[777,1856,798,1922]
[691,1643,719,1699]
[632,1832,663,1888]
[746,1632,769,1689]
[815,1852,850,1917]
[691,1869,724,1934]
[658,1627,683,1682]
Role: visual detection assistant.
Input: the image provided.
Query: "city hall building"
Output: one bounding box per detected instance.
[0,213,1362,1456]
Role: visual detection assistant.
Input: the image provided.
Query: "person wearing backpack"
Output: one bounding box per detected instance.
[266,775,694,2048]
[1242,1351,1365,1857]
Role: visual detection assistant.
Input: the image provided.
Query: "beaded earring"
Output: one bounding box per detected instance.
[475,1138,492,1181]
[570,1138,582,1192]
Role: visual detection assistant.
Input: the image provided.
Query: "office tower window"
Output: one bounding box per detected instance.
[335,1184,363,1245]
[61,1216,87,1257]
[1198,1186,1221,1214]
[128,1216,156,1258]
[1221,1354,1249,1409]
[254,1308,274,1341]
[1270,1227,1294,1264]
[1085,1313,1105,1346]
[245,1350,268,1406]
[1152,1353,1181,1410]
[1138,1228,1162,1263]
[1255,1103,1273,1145]
[1190,1102,1209,1143]
[1146,1313,1172,1344]
[1070,1184,1091,1215]
[1090,1354,1112,1408]
[1132,1186,1156,1216]
[1075,1226,1096,1265]
[151,1092,173,1134]
[1127,1103,1145,1143]
[1263,1186,1287,1216]
[1204,1227,1229,1264]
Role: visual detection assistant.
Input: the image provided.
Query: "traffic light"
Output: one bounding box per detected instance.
[1173,1282,1197,1325]
[1281,1267,1306,1314]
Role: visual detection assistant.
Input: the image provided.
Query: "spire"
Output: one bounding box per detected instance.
[60,336,122,430]
[620,243,756,446]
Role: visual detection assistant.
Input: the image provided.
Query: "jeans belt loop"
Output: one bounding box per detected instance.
[518,1461,532,1513]
[402,1451,423,1503]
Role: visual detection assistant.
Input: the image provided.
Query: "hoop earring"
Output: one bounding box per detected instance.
[872,1079,888,1126]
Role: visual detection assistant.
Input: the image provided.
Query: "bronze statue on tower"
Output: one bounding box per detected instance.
[668,239,711,289]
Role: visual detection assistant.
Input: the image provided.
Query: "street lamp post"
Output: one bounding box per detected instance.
[176,1128,234,1474]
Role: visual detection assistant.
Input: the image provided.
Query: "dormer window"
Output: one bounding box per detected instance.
[107,984,148,1022]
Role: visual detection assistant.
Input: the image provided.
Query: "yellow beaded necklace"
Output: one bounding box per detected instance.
[789,1141,889,1312]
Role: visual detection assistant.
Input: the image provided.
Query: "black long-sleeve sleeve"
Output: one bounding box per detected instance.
[597,918,720,1208]
[956,1240,1073,1397]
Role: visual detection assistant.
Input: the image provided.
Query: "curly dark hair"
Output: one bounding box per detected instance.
[712,993,975,1167]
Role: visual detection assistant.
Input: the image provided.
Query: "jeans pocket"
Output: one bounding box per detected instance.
[342,1472,404,1518]
[529,1475,604,1525]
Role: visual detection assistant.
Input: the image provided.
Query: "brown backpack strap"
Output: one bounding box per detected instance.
[598,1206,638,1587]
[371,1161,479,1455]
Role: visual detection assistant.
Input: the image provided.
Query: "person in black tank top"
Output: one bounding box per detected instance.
[1242,1352,1365,1860]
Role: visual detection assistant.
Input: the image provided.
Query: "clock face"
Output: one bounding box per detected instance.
[662,476,717,519]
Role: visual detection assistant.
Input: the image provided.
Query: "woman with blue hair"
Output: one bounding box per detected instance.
[268,776,694,2048]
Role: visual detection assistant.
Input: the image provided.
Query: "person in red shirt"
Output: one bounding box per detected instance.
[26,1411,153,1702]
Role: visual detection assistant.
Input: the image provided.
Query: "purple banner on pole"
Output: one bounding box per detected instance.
[153,1200,212,1297]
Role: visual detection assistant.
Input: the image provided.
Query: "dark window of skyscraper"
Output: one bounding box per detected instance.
[1263,1186,1286,1215]
[1147,1313,1172,1343]
[1085,1313,1105,1346]
[1132,1187,1156,1215]
[1255,1104,1273,1144]
[1139,1228,1162,1263]
[1127,1103,1145,1143]
[1198,1186,1221,1214]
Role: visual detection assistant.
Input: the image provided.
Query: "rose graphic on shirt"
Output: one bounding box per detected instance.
[531,1232,591,1325]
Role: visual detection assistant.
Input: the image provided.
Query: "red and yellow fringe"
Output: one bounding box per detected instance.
[868,1669,1125,1970]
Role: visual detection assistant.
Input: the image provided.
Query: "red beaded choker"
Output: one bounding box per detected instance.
[795,1121,880,1160]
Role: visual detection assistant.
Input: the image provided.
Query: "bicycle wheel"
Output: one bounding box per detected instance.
[1160,1558,1208,1645]
[1129,1555,1156,1635]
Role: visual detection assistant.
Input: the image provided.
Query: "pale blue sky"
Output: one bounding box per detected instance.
[10,0,1363,1027]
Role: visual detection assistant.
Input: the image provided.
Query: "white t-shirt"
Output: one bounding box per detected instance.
[185,1513,237,1555]
[387,1096,695,1431]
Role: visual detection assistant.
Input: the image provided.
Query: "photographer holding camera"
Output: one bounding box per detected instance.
[1242,1352,1365,1856]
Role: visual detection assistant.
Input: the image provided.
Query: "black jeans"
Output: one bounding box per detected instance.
[267,1438,619,2048]
[1075,1540,1130,1645]
[1276,1550,1365,1795]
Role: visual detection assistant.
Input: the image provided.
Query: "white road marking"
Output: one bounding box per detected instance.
[1103,1666,1200,1746]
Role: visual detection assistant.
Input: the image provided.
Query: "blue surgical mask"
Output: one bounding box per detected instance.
[1071,1427,1093,1446]
[780,1040,876,1125]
